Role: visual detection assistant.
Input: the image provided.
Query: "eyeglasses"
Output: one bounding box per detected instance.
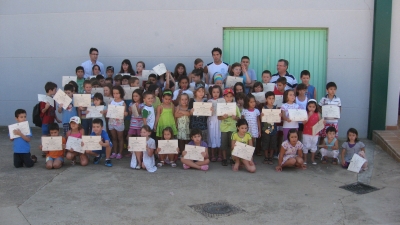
[91,53,99,55]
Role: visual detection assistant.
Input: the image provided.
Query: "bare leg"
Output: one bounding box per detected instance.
[311,152,316,163]
[232,156,240,171]
[135,152,143,167]
[110,129,118,154]
[242,159,256,173]
[295,157,306,169]
[303,153,308,164]
[282,157,297,168]
[53,159,63,169]
[80,154,89,166]
[45,161,53,169]
[117,131,124,155]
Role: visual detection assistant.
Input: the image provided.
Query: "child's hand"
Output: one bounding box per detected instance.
[222,114,228,119]
[69,148,74,153]
[201,152,206,157]
[286,119,292,122]
[56,118,61,123]
[258,132,261,138]
[182,151,187,156]
[99,141,105,147]
[190,108,194,114]
[13,129,22,136]
[241,64,247,73]
[303,120,308,124]
[176,147,179,153]
[79,106,84,111]
[81,142,85,147]
[59,103,64,109]
[156,147,161,153]
[275,166,282,172]
[39,144,43,150]
[261,113,264,117]
[210,107,213,112]
[323,120,326,125]
[279,113,282,117]
[341,161,346,167]
[124,111,128,117]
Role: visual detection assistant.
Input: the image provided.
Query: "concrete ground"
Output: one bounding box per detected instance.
[0,128,399,225]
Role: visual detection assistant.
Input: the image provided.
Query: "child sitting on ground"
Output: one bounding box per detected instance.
[180,129,210,171]
[320,126,339,164]
[39,123,66,169]
[341,128,368,171]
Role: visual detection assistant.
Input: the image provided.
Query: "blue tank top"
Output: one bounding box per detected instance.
[306,85,315,99]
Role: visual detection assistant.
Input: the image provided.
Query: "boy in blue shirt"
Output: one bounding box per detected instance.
[84,118,113,167]
[10,109,37,168]
[58,84,78,137]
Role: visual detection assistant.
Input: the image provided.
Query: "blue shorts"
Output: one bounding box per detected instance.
[46,157,64,162]
[93,149,105,155]
[42,124,50,135]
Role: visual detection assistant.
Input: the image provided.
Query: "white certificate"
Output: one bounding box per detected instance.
[210,98,226,116]
[53,89,72,110]
[252,92,266,103]
[193,102,212,116]
[152,63,167,75]
[82,136,102,150]
[232,141,255,161]
[89,76,97,79]
[184,145,205,161]
[261,109,281,123]
[66,136,84,153]
[225,76,243,88]
[104,97,114,105]
[123,87,139,100]
[130,104,140,117]
[347,154,367,173]
[312,119,325,136]
[158,140,179,154]
[106,105,125,119]
[141,70,156,81]
[120,84,130,88]
[8,121,30,139]
[91,88,104,96]
[263,83,275,92]
[38,94,54,107]
[216,103,237,116]
[275,95,283,107]
[62,76,77,88]
[288,109,308,121]
[86,105,105,118]
[41,136,63,151]
[128,137,147,152]
[73,94,91,107]
[322,105,341,118]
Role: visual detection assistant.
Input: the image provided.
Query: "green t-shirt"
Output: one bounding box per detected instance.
[220,106,241,132]
[76,78,84,94]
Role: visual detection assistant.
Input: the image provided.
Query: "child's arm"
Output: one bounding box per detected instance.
[248,138,253,147]
[218,114,228,121]
[231,140,236,151]
[341,148,346,166]
[314,87,317,101]
[57,104,63,113]
[241,65,252,84]
[165,71,170,89]
[332,139,339,150]
[201,147,209,159]
[13,129,31,142]
[257,114,261,138]
[123,102,128,117]
[146,144,154,157]
[99,140,110,147]
[276,146,285,172]
[154,105,162,132]
[281,109,291,122]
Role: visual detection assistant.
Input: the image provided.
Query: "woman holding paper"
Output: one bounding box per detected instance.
[225,63,251,88]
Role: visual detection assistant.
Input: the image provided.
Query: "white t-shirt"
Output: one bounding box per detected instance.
[281,103,300,128]
[130,138,157,172]
[206,61,229,84]
[319,95,341,123]
[142,105,155,129]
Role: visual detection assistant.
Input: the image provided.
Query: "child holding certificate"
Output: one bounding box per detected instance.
[58,84,78,136]
[241,94,261,155]
[10,109,37,168]
[155,90,178,139]
[302,99,322,165]
[189,82,210,143]
[207,85,223,162]
[108,86,127,160]
[281,90,300,141]
[90,93,107,131]
[226,63,251,89]
[40,82,61,136]
[180,129,209,171]
[341,128,367,171]
[131,125,157,172]
[65,116,88,166]
[276,129,306,172]
[175,93,191,156]
[319,82,341,140]
[156,127,178,168]
[127,89,144,139]
[231,119,256,173]
[78,80,93,135]
[218,88,241,166]
[39,123,66,170]
[261,92,279,165]
[85,119,113,167]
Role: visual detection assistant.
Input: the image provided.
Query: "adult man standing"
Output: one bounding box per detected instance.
[270,59,298,90]
[241,56,257,93]
[81,48,105,79]
[204,47,229,84]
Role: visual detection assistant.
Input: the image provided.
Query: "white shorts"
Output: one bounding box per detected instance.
[320,148,339,159]
[302,134,318,153]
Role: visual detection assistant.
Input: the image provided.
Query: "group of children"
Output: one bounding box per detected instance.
[10,59,368,173]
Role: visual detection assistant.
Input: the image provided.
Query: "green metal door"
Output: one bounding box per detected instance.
[223,28,327,99]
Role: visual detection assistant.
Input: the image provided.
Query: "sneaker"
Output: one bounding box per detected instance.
[105,159,112,167]
[183,164,190,170]
[312,162,317,165]
[171,161,177,168]
[135,165,141,170]
[303,162,307,165]
[200,165,209,171]
[110,153,117,159]
[93,155,102,164]
[116,154,122,159]
[31,155,38,163]
[221,159,228,166]
[273,155,279,159]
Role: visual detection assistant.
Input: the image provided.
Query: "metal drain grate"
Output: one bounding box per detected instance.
[189,201,245,218]
[339,182,379,195]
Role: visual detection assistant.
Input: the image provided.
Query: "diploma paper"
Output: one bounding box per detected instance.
[216,103,237,116]
[91,88,104,96]
[120,84,130,88]
[38,94,54,107]
[210,98,226,116]
[8,121,30,139]
[225,76,243,88]
[104,97,114,105]
[82,136,102,150]
[261,109,281,123]
[252,92,266,103]
[152,63,167,75]
[288,109,308,121]
[130,104,140,117]
[322,105,341,118]
[184,145,205,161]
[275,95,283,107]
[158,140,179,154]
[41,136,63,151]
[232,141,255,161]
[86,105,105,118]
[141,70,156,81]
[106,105,125,119]
[193,102,212,116]
[347,154,367,173]
[123,87,139,100]
[89,76,97,79]
[312,119,325,136]
[62,76,77,88]
[73,94,91,107]
[128,137,147,152]
[53,89,72,110]
[263,83,275,92]
[66,136,84,153]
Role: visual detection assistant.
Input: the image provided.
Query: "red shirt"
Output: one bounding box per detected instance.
[40,101,56,124]
[303,112,319,135]
[273,86,284,95]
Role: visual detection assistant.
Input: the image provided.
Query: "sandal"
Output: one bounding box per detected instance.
[322,157,327,164]
[217,157,222,162]
[211,157,217,162]
[332,158,338,165]
[263,157,269,164]
[221,159,228,166]
[157,161,165,167]
[71,160,76,165]
[170,161,177,168]
[267,158,273,165]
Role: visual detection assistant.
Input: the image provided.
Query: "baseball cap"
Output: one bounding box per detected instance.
[106,66,114,72]
[69,116,81,124]
[195,81,205,90]
[223,88,234,96]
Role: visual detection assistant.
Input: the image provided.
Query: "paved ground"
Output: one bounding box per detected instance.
[0,128,399,225]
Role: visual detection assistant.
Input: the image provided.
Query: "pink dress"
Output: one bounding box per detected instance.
[281,140,303,165]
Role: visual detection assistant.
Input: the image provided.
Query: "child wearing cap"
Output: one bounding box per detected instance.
[213,73,224,89]
[218,88,241,166]
[65,116,88,166]
[106,66,114,78]
[189,82,211,144]
[58,84,78,137]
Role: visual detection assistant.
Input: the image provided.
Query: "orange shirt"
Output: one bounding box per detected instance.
[46,137,66,158]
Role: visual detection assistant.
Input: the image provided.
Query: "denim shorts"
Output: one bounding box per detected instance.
[46,157,64,162]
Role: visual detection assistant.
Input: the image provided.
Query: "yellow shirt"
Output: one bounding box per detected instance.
[231,132,252,145]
